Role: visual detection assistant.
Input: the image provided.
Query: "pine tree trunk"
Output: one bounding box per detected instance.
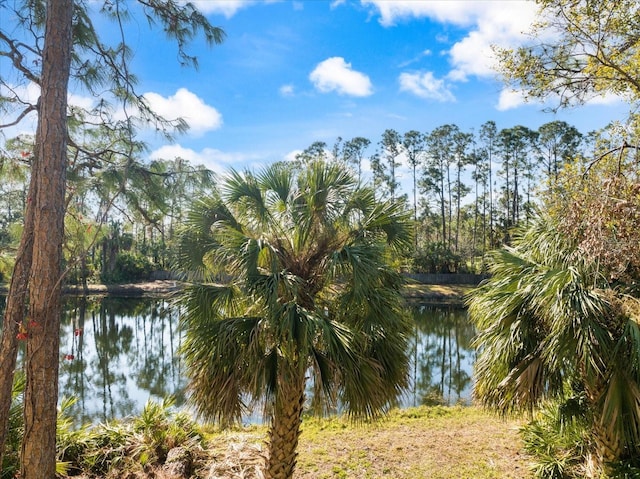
[0,175,36,469]
[20,0,73,477]
[265,366,305,479]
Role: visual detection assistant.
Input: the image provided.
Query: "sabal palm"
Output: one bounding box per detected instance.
[468,214,640,471]
[176,161,413,479]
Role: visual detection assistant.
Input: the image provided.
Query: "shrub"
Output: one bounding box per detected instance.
[100,251,153,283]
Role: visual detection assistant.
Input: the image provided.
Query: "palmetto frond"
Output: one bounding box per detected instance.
[468,213,640,462]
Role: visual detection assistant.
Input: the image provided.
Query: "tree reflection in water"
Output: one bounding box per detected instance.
[58,297,186,426]
[0,298,474,425]
[406,305,474,408]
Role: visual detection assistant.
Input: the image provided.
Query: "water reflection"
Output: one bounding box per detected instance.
[57,297,186,425]
[405,306,474,408]
[1,297,475,424]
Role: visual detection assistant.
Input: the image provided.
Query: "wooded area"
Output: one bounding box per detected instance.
[2,0,640,478]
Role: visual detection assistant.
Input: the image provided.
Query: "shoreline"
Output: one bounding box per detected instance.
[1,280,473,305]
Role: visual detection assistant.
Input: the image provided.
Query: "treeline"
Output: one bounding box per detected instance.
[295,119,592,273]
[0,118,616,284]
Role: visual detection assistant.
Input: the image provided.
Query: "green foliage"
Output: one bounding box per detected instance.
[176,160,413,476]
[100,251,153,283]
[1,374,25,479]
[520,398,591,479]
[469,212,640,472]
[56,397,205,477]
[411,242,463,273]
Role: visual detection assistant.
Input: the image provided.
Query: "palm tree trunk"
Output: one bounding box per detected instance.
[591,418,622,476]
[265,366,305,479]
[584,378,623,474]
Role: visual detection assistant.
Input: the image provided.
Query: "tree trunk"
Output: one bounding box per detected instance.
[0,172,36,469]
[265,365,305,479]
[20,0,73,477]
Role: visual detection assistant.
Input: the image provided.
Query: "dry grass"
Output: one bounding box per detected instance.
[201,406,532,479]
[402,283,474,303]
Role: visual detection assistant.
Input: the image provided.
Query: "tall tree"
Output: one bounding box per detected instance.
[342,136,370,183]
[295,141,328,165]
[176,161,413,479]
[497,0,640,109]
[497,126,537,233]
[537,120,582,183]
[402,130,426,227]
[452,130,472,251]
[0,1,224,474]
[19,2,73,476]
[479,121,497,247]
[378,129,402,201]
[423,124,456,247]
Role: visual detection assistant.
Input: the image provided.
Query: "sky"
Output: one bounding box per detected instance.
[2,0,633,180]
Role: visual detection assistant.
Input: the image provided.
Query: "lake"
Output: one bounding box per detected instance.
[4,296,475,425]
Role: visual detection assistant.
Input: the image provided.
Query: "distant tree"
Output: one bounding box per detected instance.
[478,121,498,247]
[497,126,537,233]
[378,129,403,201]
[536,120,582,183]
[423,124,456,247]
[402,130,426,226]
[342,136,370,183]
[369,152,388,199]
[330,136,343,163]
[176,161,413,479]
[468,136,487,258]
[452,130,472,251]
[295,141,328,164]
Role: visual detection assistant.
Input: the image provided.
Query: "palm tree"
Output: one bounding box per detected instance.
[175,160,413,479]
[468,213,640,474]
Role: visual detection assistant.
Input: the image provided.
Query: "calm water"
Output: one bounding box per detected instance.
[3,296,475,425]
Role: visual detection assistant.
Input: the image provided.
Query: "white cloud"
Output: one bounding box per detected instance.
[188,0,254,17]
[279,84,295,96]
[309,57,373,97]
[399,71,455,102]
[497,87,626,111]
[363,1,539,82]
[143,88,222,136]
[362,1,472,27]
[68,93,96,110]
[149,144,251,173]
[284,149,302,162]
[496,88,527,111]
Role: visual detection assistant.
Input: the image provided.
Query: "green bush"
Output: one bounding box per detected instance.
[411,242,463,274]
[521,395,640,478]
[100,251,153,283]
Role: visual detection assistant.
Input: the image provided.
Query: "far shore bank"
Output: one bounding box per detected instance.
[0,279,475,305]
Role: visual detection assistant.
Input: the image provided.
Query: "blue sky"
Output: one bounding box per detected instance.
[2,0,632,178]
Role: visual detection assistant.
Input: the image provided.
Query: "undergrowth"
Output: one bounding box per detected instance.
[520,397,640,479]
[3,379,206,479]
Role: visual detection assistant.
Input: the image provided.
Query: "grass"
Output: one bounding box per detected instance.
[203,406,532,479]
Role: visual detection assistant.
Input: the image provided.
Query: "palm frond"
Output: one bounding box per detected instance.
[177,159,413,429]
